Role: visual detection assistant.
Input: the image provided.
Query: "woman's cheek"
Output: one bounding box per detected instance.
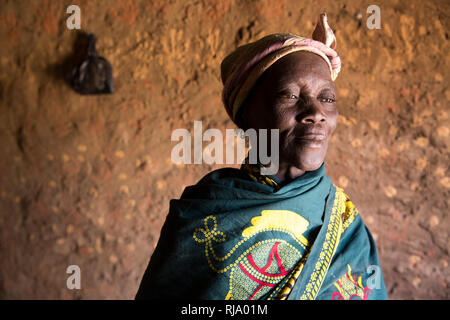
[326,109,338,131]
[273,104,297,125]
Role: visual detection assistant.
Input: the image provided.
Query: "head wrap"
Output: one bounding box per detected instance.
[221,13,341,124]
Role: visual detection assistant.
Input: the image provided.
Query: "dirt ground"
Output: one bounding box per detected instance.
[0,0,448,299]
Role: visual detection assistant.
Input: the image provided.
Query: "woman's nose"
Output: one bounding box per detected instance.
[298,101,326,124]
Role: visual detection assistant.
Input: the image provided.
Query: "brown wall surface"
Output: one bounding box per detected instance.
[0,0,448,299]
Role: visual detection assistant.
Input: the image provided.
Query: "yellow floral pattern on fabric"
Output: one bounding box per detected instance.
[331,265,371,300]
[272,250,310,300]
[299,186,346,300]
[241,162,280,191]
[206,164,362,300]
[193,210,310,300]
[340,189,359,232]
[242,210,309,247]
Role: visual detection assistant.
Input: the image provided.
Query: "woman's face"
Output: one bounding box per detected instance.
[242,51,338,173]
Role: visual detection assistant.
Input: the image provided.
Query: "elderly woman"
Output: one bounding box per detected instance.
[136,14,388,300]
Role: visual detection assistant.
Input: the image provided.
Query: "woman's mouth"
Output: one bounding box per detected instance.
[294,134,327,148]
[299,134,326,140]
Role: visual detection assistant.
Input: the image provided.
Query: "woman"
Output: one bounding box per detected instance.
[136,13,388,300]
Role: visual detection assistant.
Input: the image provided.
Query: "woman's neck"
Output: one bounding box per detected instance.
[273,162,306,184]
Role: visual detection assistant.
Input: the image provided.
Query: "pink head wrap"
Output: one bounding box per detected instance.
[221,13,341,124]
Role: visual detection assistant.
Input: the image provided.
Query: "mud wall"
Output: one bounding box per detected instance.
[0,0,448,299]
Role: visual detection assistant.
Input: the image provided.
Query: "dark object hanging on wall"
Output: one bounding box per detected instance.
[68,33,114,95]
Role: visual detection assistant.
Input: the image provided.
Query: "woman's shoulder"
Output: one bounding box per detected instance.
[333,185,379,252]
[332,185,363,235]
[195,167,247,185]
[335,186,360,232]
[180,166,263,200]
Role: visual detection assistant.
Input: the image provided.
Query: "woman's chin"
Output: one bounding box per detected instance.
[292,155,324,172]
[301,162,323,172]
[286,149,326,172]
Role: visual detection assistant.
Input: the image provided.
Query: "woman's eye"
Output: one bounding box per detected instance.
[319,97,336,103]
[280,93,298,99]
[276,92,298,101]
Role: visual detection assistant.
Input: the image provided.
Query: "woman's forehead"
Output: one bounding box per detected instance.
[270,52,331,78]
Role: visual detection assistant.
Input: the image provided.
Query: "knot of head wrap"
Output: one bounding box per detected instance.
[221,13,341,124]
